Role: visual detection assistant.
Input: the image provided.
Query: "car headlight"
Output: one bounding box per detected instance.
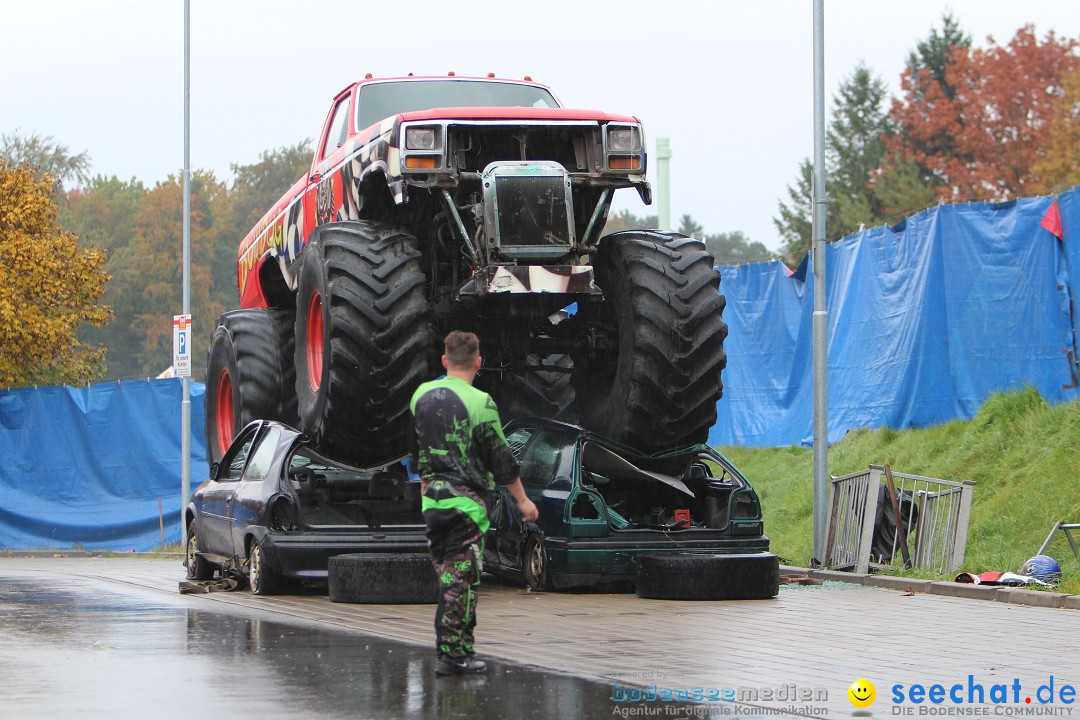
[607,126,641,153]
[405,126,440,150]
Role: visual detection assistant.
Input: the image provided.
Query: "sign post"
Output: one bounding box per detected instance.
[173,315,192,378]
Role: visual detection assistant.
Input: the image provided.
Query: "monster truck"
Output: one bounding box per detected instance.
[205,74,728,467]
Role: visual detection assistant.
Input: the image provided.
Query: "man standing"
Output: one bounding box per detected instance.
[410,330,539,676]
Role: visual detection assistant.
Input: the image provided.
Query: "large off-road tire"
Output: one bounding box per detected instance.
[482,354,578,424]
[573,231,727,451]
[294,222,432,467]
[328,553,439,604]
[204,308,298,465]
[635,552,779,600]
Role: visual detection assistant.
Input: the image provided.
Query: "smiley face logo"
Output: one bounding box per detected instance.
[848,678,876,708]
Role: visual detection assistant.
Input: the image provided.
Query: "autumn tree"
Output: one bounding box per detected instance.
[873,15,971,217]
[1029,66,1080,194]
[107,171,230,379]
[888,25,1078,201]
[0,162,112,386]
[60,176,147,376]
[228,140,313,233]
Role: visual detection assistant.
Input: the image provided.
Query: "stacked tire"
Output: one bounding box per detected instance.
[329,553,439,604]
[635,552,779,601]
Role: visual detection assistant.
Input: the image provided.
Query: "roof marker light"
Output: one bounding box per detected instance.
[448,71,455,76]
[524,75,532,81]
[364,72,373,79]
[487,72,495,78]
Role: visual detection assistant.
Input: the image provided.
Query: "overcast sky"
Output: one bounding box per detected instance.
[2,1,1078,252]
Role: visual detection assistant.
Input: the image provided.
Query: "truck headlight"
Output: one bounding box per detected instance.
[607,126,641,153]
[405,126,441,150]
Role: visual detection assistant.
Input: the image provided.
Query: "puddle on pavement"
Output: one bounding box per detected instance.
[0,574,743,719]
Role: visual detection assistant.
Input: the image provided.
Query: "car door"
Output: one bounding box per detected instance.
[486,427,534,568]
[496,427,565,570]
[199,426,258,555]
[229,425,283,558]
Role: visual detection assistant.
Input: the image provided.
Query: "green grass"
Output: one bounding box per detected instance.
[719,387,1080,594]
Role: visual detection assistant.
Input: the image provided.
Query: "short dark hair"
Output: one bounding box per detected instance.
[444,331,480,369]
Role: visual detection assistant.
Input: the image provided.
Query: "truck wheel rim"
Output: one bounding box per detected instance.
[215,369,234,454]
[306,291,324,392]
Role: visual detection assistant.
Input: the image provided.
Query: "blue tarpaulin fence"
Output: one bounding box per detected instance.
[0,379,205,550]
[711,187,1080,447]
[2,187,1080,550]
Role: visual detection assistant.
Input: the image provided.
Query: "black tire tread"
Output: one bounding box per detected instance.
[328,553,438,604]
[204,308,297,464]
[484,354,578,424]
[297,222,431,466]
[635,552,779,600]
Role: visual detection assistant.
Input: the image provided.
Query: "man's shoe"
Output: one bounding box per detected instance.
[435,655,487,676]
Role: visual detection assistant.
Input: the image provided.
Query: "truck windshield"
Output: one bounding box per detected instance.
[356,80,560,131]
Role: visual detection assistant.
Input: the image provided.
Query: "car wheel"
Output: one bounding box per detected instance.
[185,520,214,581]
[248,538,281,596]
[328,553,438,604]
[522,535,550,591]
[635,552,779,601]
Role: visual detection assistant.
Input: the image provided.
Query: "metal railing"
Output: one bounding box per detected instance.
[824,464,974,575]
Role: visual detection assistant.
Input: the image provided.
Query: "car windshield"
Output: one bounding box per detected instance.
[356,80,560,130]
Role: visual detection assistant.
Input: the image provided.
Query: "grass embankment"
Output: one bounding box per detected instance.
[719,388,1080,594]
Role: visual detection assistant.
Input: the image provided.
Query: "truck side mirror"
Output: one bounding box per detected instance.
[209,462,221,481]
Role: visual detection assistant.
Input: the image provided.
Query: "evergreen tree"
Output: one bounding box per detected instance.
[677,214,704,238]
[827,63,893,237]
[704,230,772,264]
[774,64,892,265]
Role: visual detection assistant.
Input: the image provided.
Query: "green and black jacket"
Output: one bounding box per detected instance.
[409,375,521,496]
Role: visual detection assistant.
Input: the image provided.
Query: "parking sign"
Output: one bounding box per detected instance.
[173,315,192,377]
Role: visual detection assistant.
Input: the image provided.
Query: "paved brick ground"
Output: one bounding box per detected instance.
[4,557,1079,718]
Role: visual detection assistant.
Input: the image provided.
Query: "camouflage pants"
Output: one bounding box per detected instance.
[422,480,489,658]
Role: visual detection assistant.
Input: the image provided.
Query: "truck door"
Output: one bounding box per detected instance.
[305,93,353,231]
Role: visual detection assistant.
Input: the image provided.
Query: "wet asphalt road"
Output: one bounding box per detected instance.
[0,568,716,720]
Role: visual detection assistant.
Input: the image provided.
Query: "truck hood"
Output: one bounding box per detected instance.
[396,107,639,124]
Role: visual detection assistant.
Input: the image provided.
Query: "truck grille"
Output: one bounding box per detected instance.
[494,175,571,247]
